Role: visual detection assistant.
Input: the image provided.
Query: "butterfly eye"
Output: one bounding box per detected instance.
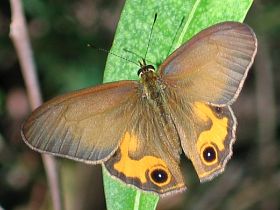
[137,69,143,77]
[149,165,171,186]
[137,65,155,77]
[201,144,218,165]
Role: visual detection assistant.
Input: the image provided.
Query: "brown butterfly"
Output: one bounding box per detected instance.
[22,22,257,196]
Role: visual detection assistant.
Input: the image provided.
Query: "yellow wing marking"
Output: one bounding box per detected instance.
[114,132,169,184]
[194,102,228,152]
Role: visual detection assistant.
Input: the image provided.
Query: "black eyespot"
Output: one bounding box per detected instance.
[203,146,217,163]
[150,169,168,184]
[215,107,222,113]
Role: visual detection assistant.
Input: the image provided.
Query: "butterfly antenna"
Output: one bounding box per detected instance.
[144,13,158,60]
[87,44,139,67]
[123,48,154,65]
[167,16,185,56]
[123,48,143,60]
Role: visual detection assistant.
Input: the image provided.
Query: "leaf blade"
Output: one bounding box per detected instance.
[102,0,254,209]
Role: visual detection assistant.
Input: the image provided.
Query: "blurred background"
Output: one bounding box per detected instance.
[0,0,279,209]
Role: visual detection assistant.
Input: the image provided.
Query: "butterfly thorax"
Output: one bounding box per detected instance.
[137,60,164,100]
[139,64,181,161]
[140,69,162,100]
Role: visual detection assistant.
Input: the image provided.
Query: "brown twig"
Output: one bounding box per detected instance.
[9,0,64,210]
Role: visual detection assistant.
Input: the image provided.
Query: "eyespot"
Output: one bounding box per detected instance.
[215,107,222,113]
[151,169,168,183]
[149,165,171,186]
[201,144,218,165]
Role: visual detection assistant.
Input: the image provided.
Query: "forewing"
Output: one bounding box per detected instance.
[22,81,138,164]
[104,99,186,195]
[166,89,236,181]
[159,22,257,106]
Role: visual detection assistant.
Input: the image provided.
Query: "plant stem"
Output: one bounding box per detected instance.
[9,0,64,209]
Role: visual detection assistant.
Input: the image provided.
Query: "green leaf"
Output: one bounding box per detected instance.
[102,0,253,209]
[102,167,159,210]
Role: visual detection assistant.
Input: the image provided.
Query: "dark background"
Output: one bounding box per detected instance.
[0,0,280,209]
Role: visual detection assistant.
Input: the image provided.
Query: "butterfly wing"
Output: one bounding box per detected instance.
[23,79,186,195]
[166,93,236,181]
[159,22,257,106]
[22,81,139,164]
[160,22,257,181]
[104,97,186,195]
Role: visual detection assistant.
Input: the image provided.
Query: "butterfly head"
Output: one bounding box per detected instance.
[137,59,155,78]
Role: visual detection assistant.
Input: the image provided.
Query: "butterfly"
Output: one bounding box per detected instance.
[21,21,257,196]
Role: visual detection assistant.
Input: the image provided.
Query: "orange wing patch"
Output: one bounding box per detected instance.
[114,132,171,185]
[193,102,228,152]
[191,102,231,178]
